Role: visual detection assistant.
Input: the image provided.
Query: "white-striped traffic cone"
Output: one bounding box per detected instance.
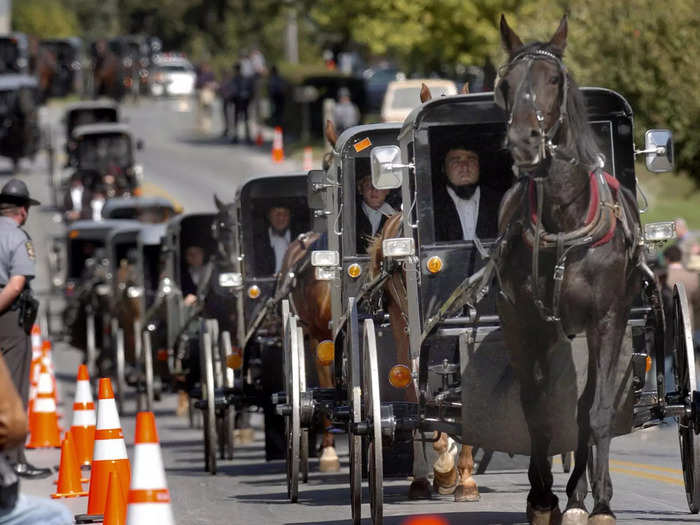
[30,323,41,356]
[71,364,96,467]
[26,362,61,448]
[86,378,130,515]
[126,412,174,525]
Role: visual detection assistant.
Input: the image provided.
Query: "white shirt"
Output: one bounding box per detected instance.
[361,201,396,235]
[269,227,291,274]
[70,186,83,212]
[446,185,480,241]
[91,198,105,221]
[189,267,203,286]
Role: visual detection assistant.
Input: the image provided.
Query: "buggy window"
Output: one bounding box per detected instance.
[0,39,20,73]
[78,134,131,171]
[68,239,104,279]
[69,109,118,136]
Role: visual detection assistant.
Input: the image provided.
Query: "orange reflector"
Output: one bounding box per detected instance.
[347,263,362,279]
[316,340,335,366]
[157,349,168,362]
[645,355,652,374]
[353,137,372,152]
[132,187,143,197]
[426,256,443,274]
[388,364,411,389]
[227,348,243,370]
[248,285,261,299]
[69,230,79,239]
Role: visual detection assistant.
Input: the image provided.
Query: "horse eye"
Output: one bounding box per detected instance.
[549,75,560,85]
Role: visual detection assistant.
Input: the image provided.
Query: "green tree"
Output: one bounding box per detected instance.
[12,0,80,38]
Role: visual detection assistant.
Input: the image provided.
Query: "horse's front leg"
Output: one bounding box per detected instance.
[312,337,340,472]
[586,321,626,524]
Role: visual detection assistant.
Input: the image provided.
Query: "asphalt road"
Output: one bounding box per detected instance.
[8,97,696,524]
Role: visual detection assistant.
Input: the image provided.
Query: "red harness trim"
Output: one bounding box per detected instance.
[528,171,619,247]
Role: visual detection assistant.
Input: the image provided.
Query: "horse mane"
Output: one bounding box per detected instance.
[512,41,602,169]
[368,213,403,279]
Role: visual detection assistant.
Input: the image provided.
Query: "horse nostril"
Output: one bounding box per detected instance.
[530,129,540,138]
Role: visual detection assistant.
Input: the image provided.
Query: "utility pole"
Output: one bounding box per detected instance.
[0,0,11,34]
[285,6,299,64]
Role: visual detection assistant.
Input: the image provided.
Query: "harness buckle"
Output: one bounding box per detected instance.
[553,263,565,281]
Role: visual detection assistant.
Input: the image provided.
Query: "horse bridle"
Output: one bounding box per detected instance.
[495,48,576,172]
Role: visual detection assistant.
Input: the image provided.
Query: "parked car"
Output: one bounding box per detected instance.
[363,66,404,112]
[380,78,457,122]
[150,54,196,97]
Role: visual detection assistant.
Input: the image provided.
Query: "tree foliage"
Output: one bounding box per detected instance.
[12,0,80,38]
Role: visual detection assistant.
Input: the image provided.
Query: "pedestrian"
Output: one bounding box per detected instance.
[332,87,359,135]
[268,65,286,127]
[0,180,50,480]
[231,63,252,144]
[219,69,236,139]
[196,62,218,133]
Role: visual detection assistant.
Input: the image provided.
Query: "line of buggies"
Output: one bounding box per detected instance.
[50,82,700,525]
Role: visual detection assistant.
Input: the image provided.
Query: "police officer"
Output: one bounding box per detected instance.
[0,179,49,479]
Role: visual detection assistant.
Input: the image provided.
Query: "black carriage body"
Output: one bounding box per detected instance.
[102,196,177,223]
[137,223,167,309]
[0,34,30,75]
[0,75,41,163]
[234,173,310,347]
[40,38,85,97]
[64,101,119,156]
[395,89,653,454]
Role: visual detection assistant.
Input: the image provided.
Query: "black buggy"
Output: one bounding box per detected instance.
[0,74,42,171]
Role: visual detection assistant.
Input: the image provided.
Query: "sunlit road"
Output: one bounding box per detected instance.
[10,98,695,524]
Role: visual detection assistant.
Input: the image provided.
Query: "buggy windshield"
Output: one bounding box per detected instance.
[77,134,132,171]
[0,39,20,73]
[68,109,118,136]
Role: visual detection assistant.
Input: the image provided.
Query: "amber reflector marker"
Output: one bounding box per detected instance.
[388,364,412,389]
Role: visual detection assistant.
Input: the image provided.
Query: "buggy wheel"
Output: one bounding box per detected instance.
[347,298,362,525]
[114,325,126,415]
[285,314,301,502]
[143,330,155,412]
[85,310,97,380]
[362,319,383,525]
[201,323,217,475]
[296,326,309,484]
[134,320,144,413]
[673,283,700,513]
[220,331,235,460]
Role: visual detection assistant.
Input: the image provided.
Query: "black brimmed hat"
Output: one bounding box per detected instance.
[0,179,40,207]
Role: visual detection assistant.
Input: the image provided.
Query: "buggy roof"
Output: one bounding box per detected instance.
[0,74,37,90]
[65,100,119,114]
[334,123,402,157]
[67,219,141,241]
[398,88,633,140]
[72,123,132,139]
[233,172,307,204]
[102,197,175,218]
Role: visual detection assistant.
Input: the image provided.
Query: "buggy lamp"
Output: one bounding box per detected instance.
[95,284,110,296]
[227,347,243,370]
[316,340,335,366]
[383,238,415,258]
[388,364,412,389]
[134,164,144,180]
[247,285,261,299]
[69,230,79,239]
[644,221,676,243]
[311,250,339,267]
[218,272,243,288]
[314,267,336,281]
[347,263,362,279]
[126,286,143,298]
[157,349,169,362]
[426,256,443,274]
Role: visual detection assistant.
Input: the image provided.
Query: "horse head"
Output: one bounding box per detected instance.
[212,194,237,266]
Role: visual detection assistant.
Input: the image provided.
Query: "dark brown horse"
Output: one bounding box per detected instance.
[494,15,642,525]
[28,36,57,103]
[92,40,125,102]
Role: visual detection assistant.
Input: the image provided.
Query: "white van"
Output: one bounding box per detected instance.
[381,79,458,122]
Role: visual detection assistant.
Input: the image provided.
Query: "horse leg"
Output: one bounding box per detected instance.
[454,445,480,502]
[313,337,339,472]
[432,432,457,494]
[586,322,626,523]
[408,430,432,500]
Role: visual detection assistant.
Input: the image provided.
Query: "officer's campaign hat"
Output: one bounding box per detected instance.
[0,179,40,207]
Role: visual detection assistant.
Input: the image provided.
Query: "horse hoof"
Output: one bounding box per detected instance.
[454,483,480,502]
[319,446,340,473]
[562,508,588,525]
[588,515,615,525]
[237,427,255,444]
[408,478,432,500]
[432,466,458,495]
[527,502,562,525]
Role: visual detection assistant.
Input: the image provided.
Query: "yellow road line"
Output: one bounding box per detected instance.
[610,459,682,475]
[610,466,684,486]
[139,181,184,212]
[553,457,684,486]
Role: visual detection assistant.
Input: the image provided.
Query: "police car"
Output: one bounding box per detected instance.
[150,53,196,97]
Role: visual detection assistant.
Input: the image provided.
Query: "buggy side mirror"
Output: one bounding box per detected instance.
[636,129,674,173]
[370,145,410,190]
[307,170,329,210]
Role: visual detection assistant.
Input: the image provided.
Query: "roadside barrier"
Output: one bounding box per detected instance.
[104,471,127,525]
[71,364,97,467]
[26,362,61,448]
[86,378,130,516]
[272,126,284,163]
[52,432,88,498]
[126,411,174,525]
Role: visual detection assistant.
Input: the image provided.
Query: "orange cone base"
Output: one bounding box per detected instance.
[52,488,88,498]
[87,459,130,515]
[73,513,103,523]
[72,426,96,466]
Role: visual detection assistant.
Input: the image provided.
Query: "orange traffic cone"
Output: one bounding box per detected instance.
[104,471,126,525]
[41,340,60,406]
[71,364,96,467]
[126,412,174,525]
[272,126,284,163]
[52,432,88,498]
[30,323,41,355]
[86,378,130,516]
[302,146,313,171]
[255,129,263,146]
[26,362,61,448]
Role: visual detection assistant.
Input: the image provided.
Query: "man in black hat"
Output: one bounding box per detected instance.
[0,179,50,479]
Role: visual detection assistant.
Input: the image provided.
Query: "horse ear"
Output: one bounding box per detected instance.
[500,14,524,55]
[419,83,432,103]
[549,15,568,53]
[325,120,338,148]
[460,82,470,95]
[214,194,224,211]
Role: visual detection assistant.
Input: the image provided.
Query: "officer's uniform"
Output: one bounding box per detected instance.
[0,180,39,469]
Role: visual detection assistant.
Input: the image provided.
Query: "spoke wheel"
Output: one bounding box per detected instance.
[285,315,301,502]
[143,330,154,412]
[114,325,126,415]
[673,284,700,513]
[221,331,235,460]
[296,326,309,484]
[362,319,383,525]
[200,321,217,475]
[347,298,362,525]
